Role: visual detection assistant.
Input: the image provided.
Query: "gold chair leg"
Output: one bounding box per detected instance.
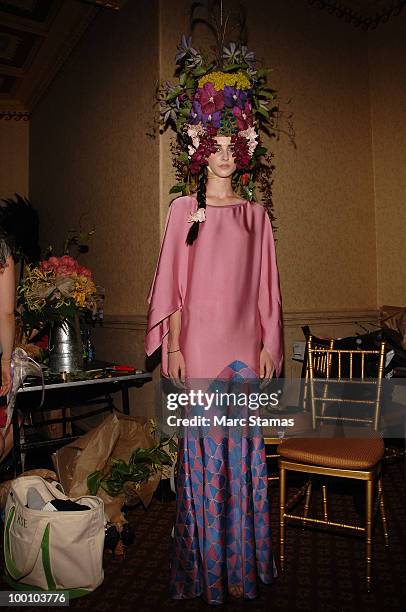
[378,477,389,547]
[302,479,312,528]
[365,479,373,592]
[279,465,286,572]
[322,484,328,522]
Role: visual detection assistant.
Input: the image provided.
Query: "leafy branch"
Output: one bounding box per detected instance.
[87,437,178,497]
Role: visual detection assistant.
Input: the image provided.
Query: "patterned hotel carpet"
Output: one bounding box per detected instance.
[0,461,405,612]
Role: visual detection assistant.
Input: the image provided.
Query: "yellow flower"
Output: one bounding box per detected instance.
[72,275,97,309]
[198,71,251,91]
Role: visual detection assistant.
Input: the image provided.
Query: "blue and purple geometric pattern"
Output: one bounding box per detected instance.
[169,360,277,604]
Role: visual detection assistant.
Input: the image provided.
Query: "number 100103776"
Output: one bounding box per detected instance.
[0,592,69,606]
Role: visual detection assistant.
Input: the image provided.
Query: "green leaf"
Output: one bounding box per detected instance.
[169,439,178,454]
[258,90,275,100]
[192,66,209,77]
[110,458,128,470]
[111,464,131,478]
[169,184,185,194]
[166,87,182,101]
[242,186,253,200]
[221,64,242,72]
[87,471,102,495]
[101,480,122,496]
[254,146,267,158]
[255,106,270,120]
[256,68,271,78]
[178,152,189,162]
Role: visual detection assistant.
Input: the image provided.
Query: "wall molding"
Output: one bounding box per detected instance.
[307,0,406,31]
[100,308,381,332]
[283,308,380,328]
[0,111,29,121]
[99,314,147,331]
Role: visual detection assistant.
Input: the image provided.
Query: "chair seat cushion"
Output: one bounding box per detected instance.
[279,436,384,470]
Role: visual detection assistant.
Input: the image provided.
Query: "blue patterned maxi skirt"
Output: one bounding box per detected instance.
[169,360,277,605]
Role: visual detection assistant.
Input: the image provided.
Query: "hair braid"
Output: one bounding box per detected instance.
[186,167,207,246]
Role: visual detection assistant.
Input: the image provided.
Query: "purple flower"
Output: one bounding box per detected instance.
[206,111,221,128]
[222,42,240,65]
[188,100,205,124]
[240,45,256,67]
[196,83,224,115]
[223,86,247,109]
[175,35,202,68]
[188,100,222,129]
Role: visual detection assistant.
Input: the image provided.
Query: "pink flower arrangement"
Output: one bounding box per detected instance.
[21,255,99,318]
[40,256,92,279]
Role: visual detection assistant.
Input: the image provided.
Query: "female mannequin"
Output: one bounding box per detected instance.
[146,34,283,603]
[145,136,283,604]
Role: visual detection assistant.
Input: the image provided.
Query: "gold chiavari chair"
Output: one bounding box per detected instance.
[264,338,335,482]
[278,336,389,591]
[301,336,335,412]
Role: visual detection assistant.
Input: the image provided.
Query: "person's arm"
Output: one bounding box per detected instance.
[167,309,186,385]
[258,211,283,379]
[0,256,16,396]
[168,309,181,351]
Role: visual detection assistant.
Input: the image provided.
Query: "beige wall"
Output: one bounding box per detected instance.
[368,12,406,306]
[0,119,29,200]
[30,0,159,317]
[250,0,377,313]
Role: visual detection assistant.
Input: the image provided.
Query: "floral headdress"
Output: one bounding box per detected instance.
[159,35,278,244]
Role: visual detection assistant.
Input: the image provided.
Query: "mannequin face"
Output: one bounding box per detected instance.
[207,136,236,178]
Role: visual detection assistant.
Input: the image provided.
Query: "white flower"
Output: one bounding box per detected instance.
[188,208,206,223]
[186,122,205,151]
[239,126,259,156]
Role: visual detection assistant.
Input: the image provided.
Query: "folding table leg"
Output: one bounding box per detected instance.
[122,384,130,416]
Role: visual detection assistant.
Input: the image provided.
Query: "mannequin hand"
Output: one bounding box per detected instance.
[0,360,12,396]
[259,348,275,389]
[168,350,186,388]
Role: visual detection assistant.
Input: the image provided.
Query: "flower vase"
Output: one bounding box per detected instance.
[48,316,84,373]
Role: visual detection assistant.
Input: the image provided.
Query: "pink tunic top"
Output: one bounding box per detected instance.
[145,195,283,379]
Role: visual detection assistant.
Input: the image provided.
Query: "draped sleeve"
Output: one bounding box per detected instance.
[144,197,189,376]
[258,210,284,377]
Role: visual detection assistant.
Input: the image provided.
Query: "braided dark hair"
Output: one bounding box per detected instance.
[186,166,208,246]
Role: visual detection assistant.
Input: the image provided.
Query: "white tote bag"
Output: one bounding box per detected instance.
[4,476,105,596]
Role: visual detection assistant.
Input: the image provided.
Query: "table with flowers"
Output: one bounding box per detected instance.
[11,251,152,475]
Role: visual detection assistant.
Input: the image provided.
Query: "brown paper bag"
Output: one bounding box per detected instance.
[52,412,162,524]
